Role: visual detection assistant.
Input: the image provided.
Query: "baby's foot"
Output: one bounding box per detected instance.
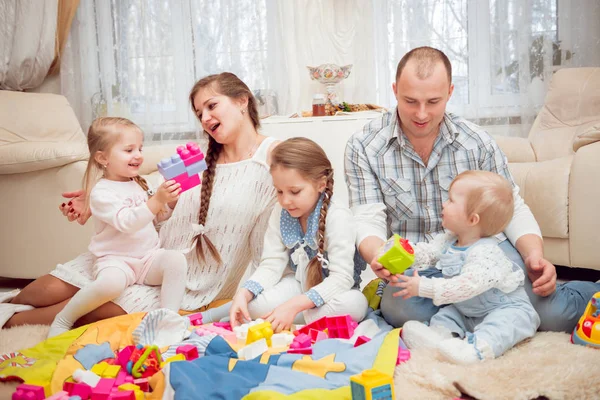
[438,337,494,365]
[401,321,453,350]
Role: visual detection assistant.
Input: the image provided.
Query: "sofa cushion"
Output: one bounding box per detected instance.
[508,156,572,239]
[0,91,88,174]
[573,121,600,152]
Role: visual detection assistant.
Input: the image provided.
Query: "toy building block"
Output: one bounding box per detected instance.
[12,383,45,400]
[377,234,415,275]
[290,333,311,349]
[213,321,232,331]
[173,173,201,192]
[132,378,149,392]
[396,337,410,365]
[67,382,92,399]
[354,335,371,347]
[287,347,313,355]
[294,316,328,336]
[116,346,135,369]
[91,362,110,376]
[102,365,121,379]
[309,329,328,343]
[117,384,143,400]
[162,353,186,365]
[176,344,199,360]
[271,333,295,348]
[246,321,274,346]
[73,368,101,387]
[237,338,268,360]
[196,324,236,343]
[44,391,70,400]
[114,369,132,386]
[107,391,135,400]
[187,312,203,326]
[90,378,115,400]
[350,369,395,400]
[157,155,187,180]
[325,315,358,339]
[177,142,205,166]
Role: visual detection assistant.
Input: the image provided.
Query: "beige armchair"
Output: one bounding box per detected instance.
[494,68,600,271]
[0,91,178,279]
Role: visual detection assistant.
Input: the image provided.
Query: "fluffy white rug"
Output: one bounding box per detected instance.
[0,325,599,399]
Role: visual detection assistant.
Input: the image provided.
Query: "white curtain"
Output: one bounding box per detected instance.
[0,0,57,91]
[60,0,600,142]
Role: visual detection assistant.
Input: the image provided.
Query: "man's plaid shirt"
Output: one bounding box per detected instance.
[344,109,540,245]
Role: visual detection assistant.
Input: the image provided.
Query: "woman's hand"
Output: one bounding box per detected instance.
[229,288,254,328]
[59,190,91,225]
[262,298,304,333]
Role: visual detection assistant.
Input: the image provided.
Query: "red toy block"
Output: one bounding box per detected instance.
[294,316,328,336]
[177,142,205,166]
[132,378,149,392]
[69,382,92,399]
[354,335,371,347]
[116,346,135,369]
[325,315,358,339]
[287,347,312,355]
[12,383,45,400]
[187,312,203,326]
[176,344,199,360]
[91,378,116,400]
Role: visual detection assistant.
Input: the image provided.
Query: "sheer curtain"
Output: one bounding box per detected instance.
[61,0,600,142]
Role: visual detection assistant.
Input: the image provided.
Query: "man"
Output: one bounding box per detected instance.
[345,46,599,332]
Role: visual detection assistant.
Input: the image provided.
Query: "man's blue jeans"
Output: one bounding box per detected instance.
[380,240,600,332]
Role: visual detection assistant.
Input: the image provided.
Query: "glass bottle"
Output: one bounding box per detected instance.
[312,94,326,117]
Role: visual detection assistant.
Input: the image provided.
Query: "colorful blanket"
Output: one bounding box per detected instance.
[0,310,399,399]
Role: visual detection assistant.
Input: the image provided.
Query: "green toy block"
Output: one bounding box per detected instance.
[377,234,415,274]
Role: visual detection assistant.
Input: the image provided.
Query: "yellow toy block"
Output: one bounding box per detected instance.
[101,364,121,378]
[90,361,109,376]
[246,321,274,346]
[377,234,415,275]
[162,353,186,366]
[118,383,144,400]
[350,369,395,400]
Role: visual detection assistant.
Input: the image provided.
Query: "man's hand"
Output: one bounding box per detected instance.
[525,254,557,297]
[390,270,421,299]
[60,190,91,225]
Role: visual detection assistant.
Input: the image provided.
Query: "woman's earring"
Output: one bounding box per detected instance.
[241,108,246,115]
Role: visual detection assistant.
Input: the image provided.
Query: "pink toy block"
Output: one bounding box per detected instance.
[187,312,203,326]
[354,335,371,347]
[213,321,232,331]
[295,316,328,336]
[290,333,311,349]
[69,382,92,399]
[397,348,411,365]
[114,369,130,386]
[132,378,149,392]
[44,391,70,400]
[325,315,358,339]
[177,142,205,166]
[91,378,116,400]
[108,391,135,400]
[176,344,199,360]
[116,346,135,369]
[12,383,45,400]
[309,328,328,343]
[287,347,313,355]
[196,324,236,342]
[172,171,201,192]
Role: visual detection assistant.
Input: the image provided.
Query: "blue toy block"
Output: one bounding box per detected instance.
[186,159,208,176]
[157,155,187,180]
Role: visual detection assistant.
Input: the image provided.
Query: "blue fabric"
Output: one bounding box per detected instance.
[73,342,115,370]
[381,239,600,333]
[243,280,264,297]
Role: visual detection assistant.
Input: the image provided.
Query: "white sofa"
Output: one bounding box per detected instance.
[0,91,177,279]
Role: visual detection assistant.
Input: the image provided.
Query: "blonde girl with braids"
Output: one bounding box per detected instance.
[47,117,187,337]
[4,73,278,329]
[230,138,368,332]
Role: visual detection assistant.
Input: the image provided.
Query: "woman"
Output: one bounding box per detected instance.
[2,72,279,328]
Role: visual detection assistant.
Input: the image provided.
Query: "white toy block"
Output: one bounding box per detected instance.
[271,333,295,348]
[237,338,268,360]
[73,368,101,387]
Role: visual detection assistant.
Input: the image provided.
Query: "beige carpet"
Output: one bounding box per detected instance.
[0,325,599,399]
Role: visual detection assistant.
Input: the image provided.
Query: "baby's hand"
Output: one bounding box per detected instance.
[154,180,181,204]
[391,270,421,299]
